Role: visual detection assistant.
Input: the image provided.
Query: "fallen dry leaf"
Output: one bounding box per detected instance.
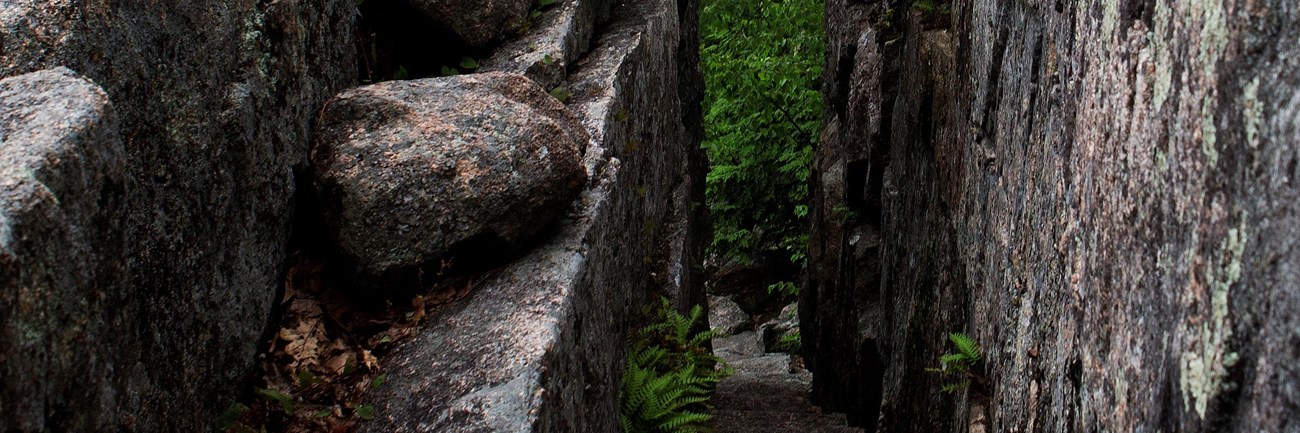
[361,350,379,371]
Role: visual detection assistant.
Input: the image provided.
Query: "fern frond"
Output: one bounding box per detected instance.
[939,353,972,372]
[621,297,728,433]
[658,411,713,431]
[948,333,980,362]
[940,381,970,393]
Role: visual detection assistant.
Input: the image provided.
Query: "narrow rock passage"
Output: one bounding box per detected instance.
[709,299,862,433]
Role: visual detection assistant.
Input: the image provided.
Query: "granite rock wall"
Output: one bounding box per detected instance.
[0,0,705,430]
[0,1,355,430]
[806,1,1300,431]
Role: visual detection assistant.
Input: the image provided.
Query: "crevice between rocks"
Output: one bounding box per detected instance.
[354,0,492,82]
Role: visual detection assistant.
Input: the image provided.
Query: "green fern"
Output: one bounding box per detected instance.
[621,298,730,433]
[930,332,982,393]
[949,333,980,362]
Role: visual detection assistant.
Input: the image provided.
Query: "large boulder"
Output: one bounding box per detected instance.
[709,295,751,336]
[312,72,588,277]
[0,67,126,433]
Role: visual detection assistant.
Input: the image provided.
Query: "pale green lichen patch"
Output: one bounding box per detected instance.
[1242,77,1262,148]
[1179,214,1248,419]
[1190,0,1229,167]
[1151,3,1173,112]
[1101,0,1119,41]
[241,8,272,81]
[1201,96,1219,167]
[1193,0,1230,79]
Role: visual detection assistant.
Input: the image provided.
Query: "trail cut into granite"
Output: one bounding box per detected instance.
[712,300,863,431]
[710,331,864,433]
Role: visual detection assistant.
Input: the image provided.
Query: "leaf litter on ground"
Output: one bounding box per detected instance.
[220,252,482,433]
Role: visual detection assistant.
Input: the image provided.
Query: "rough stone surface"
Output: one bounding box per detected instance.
[711,335,862,433]
[360,0,705,431]
[709,295,751,335]
[760,302,798,352]
[714,331,764,362]
[312,72,588,277]
[0,68,125,433]
[483,0,617,90]
[0,1,355,431]
[808,0,1300,432]
[407,0,534,49]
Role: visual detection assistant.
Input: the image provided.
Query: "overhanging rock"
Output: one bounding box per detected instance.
[360,0,704,430]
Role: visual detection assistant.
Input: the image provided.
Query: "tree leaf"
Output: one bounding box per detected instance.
[255,388,295,414]
[297,369,321,388]
[355,404,376,420]
[549,86,572,103]
[215,402,249,429]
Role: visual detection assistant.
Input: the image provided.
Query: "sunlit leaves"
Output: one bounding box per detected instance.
[701,0,824,264]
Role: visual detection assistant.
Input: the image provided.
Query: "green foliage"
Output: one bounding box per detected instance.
[766,280,799,296]
[550,86,573,103]
[621,299,731,433]
[927,333,982,393]
[458,56,480,70]
[255,388,295,414]
[776,331,801,353]
[702,0,824,265]
[214,403,250,432]
[354,404,376,421]
[911,0,953,16]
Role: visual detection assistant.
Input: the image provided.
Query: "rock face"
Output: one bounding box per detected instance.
[807,1,1300,432]
[760,303,798,353]
[0,2,355,431]
[483,0,617,90]
[359,0,706,430]
[709,295,751,335]
[312,72,587,277]
[0,68,126,432]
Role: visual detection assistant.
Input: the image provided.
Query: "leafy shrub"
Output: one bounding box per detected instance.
[766,280,799,296]
[701,0,824,265]
[621,299,731,433]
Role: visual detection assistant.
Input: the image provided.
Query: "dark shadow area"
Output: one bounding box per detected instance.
[855,338,885,432]
[355,0,490,82]
[707,258,801,327]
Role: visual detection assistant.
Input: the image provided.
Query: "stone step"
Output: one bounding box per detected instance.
[713,379,813,412]
[712,409,864,433]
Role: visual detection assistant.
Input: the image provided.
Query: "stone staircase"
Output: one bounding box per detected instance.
[710,328,863,433]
